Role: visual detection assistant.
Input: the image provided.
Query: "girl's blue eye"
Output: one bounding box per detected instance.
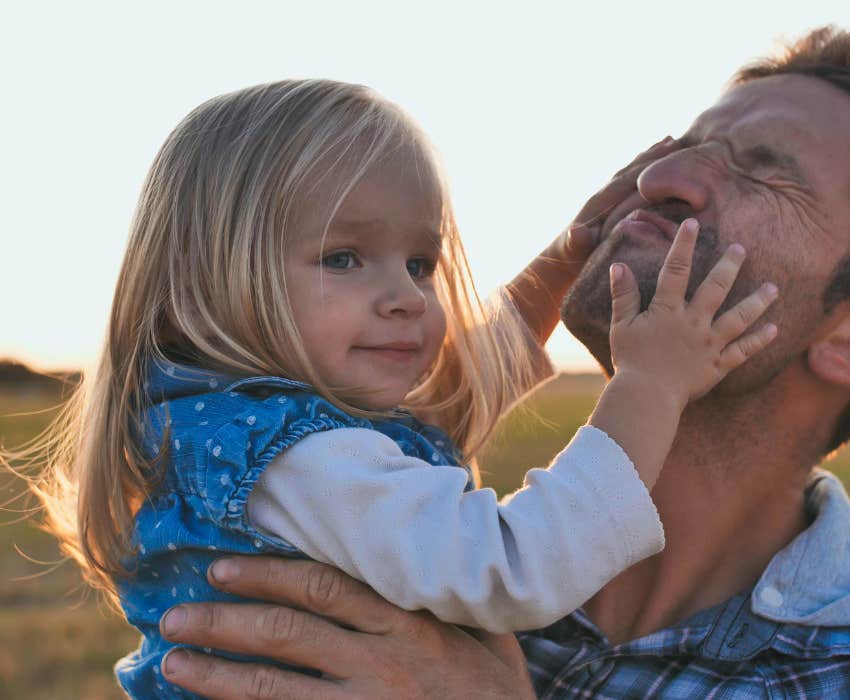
[407,257,436,279]
[322,251,357,270]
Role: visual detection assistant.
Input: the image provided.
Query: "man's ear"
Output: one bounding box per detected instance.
[808,313,850,387]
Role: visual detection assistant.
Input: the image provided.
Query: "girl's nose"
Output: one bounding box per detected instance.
[637,149,710,213]
[376,272,427,318]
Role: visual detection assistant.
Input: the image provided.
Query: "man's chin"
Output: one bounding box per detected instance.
[561,291,615,378]
[559,237,638,377]
[560,235,670,377]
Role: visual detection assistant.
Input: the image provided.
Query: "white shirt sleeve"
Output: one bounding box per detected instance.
[247,425,664,633]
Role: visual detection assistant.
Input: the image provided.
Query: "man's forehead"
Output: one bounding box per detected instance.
[687,74,850,149]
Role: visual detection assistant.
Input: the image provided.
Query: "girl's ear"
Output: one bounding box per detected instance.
[808,314,850,387]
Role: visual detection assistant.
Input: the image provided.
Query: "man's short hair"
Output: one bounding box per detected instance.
[731,26,850,454]
[731,25,850,98]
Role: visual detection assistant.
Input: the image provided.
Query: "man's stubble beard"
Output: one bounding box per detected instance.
[561,226,722,377]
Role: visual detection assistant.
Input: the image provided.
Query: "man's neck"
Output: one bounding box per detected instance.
[583,367,830,645]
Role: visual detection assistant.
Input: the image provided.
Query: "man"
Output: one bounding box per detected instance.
[157,26,850,697]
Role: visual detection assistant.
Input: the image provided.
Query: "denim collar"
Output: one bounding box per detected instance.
[143,357,310,403]
[752,468,850,625]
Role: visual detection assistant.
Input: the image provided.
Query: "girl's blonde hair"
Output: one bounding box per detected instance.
[8,80,540,603]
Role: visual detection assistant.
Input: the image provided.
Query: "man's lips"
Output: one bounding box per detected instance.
[612,209,680,241]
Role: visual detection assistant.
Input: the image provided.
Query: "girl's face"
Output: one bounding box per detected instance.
[285,147,447,410]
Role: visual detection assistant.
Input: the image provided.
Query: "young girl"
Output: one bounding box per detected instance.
[24,80,777,698]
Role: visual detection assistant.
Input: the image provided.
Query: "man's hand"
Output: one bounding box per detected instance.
[159,556,536,699]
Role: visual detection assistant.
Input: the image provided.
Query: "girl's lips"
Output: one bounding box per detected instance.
[353,344,420,362]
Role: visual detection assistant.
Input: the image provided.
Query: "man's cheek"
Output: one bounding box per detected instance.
[574,234,621,283]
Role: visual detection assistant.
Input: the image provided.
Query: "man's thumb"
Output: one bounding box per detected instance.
[610,263,640,323]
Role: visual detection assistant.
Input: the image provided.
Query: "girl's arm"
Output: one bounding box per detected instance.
[588,219,778,490]
[248,424,663,633]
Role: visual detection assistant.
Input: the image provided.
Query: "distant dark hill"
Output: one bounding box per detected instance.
[0,360,81,396]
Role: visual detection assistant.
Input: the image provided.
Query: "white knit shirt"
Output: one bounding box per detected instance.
[247,424,664,633]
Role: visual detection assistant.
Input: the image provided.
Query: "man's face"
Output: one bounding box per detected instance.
[563,74,850,388]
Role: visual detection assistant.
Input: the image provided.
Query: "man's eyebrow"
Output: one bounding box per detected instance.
[740,144,809,186]
[677,132,810,187]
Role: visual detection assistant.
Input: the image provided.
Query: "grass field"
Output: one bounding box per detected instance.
[3,374,850,698]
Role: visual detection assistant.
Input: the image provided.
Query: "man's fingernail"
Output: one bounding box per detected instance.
[163,606,187,637]
[164,649,190,677]
[210,558,240,583]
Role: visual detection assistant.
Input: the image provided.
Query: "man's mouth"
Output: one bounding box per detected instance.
[611,209,681,241]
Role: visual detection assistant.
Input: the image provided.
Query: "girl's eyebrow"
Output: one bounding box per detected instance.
[329,218,444,246]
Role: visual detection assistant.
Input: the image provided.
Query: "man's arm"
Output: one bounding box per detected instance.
[159,556,535,699]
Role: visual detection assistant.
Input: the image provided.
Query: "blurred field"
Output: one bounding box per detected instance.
[3,374,850,698]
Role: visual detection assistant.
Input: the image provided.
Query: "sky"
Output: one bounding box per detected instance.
[3,1,849,373]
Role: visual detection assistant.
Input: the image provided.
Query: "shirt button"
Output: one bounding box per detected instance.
[760,585,784,607]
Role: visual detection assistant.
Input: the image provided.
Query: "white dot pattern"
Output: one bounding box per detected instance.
[120,372,471,696]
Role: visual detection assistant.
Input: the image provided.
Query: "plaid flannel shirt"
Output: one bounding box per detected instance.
[519,469,850,698]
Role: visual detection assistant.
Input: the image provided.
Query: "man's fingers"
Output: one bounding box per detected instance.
[207,557,397,634]
[468,630,533,685]
[689,243,747,317]
[718,323,779,372]
[160,601,369,677]
[610,263,641,324]
[162,648,344,700]
[651,218,699,311]
[713,283,779,342]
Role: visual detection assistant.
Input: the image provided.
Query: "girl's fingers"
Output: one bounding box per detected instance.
[562,224,598,264]
[650,218,700,311]
[610,263,641,325]
[611,136,680,179]
[713,283,779,342]
[718,323,779,373]
[690,244,748,316]
[573,137,680,227]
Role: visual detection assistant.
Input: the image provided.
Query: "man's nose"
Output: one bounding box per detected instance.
[636,150,710,212]
[375,271,427,318]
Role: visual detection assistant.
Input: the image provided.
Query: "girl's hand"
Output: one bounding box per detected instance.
[554,135,681,268]
[609,218,779,411]
[508,136,682,346]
